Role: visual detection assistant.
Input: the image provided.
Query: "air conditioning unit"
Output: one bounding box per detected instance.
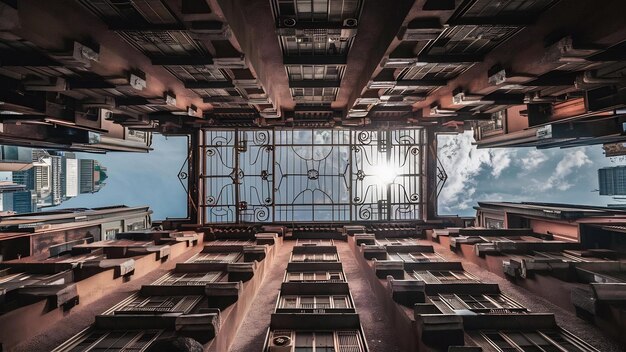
[282,17,297,27]
[269,335,292,352]
[129,73,147,91]
[100,108,113,120]
[343,18,358,27]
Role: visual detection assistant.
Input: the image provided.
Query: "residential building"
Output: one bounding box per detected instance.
[0,205,152,261]
[0,0,624,351]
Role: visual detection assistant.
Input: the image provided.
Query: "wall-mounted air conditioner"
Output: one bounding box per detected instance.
[343,18,358,27]
[269,335,292,352]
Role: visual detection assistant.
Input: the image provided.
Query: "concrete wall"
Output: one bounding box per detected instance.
[529,219,579,241]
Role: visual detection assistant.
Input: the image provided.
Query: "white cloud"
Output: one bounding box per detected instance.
[491,150,512,178]
[539,149,592,191]
[437,131,516,213]
[437,134,605,216]
[519,149,549,171]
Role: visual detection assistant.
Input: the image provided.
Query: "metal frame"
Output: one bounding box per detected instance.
[199,128,426,224]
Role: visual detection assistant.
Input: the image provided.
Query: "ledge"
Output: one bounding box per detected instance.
[17,283,78,309]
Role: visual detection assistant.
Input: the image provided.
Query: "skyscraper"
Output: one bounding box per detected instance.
[598,166,626,195]
[79,159,107,194]
[4,148,105,213]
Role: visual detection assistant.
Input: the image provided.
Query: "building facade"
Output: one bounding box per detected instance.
[0,205,152,261]
[0,219,621,351]
[0,0,624,351]
[598,166,626,196]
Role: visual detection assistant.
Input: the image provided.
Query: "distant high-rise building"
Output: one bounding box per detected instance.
[79,159,94,194]
[62,153,78,198]
[79,159,107,194]
[12,168,35,192]
[598,166,626,195]
[0,181,34,214]
[0,145,33,172]
[5,148,103,213]
[4,190,36,214]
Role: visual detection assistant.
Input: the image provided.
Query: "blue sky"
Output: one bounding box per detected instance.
[437,131,626,216]
[50,134,188,220]
[25,129,625,220]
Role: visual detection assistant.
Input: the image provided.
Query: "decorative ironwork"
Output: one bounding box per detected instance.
[177,137,195,215]
[436,156,448,199]
[307,169,320,180]
[352,129,424,221]
[201,128,425,223]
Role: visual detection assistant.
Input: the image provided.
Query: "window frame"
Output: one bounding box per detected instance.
[436,293,526,313]
[116,295,202,314]
[481,330,597,352]
[56,330,162,352]
[411,270,479,283]
[153,271,224,286]
[290,253,339,262]
[190,252,242,263]
[387,252,443,262]
[279,295,351,309]
[270,330,364,352]
[285,271,344,282]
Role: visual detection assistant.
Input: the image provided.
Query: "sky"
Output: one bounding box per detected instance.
[437,130,626,216]
[49,134,189,220]
[6,129,623,221]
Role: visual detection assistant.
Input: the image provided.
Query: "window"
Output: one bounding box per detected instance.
[485,217,505,229]
[104,228,120,240]
[296,239,334,246]
[436,294,525,313]
[387,252,443,262]
[153,272,223,286]
[165,65,226,82]
[275,0,361,22]
[291,253,338,262]
[375,238,420,246]
[270,330,364,352]
[209,239,255,246]
[285,271,344,282]
[59,330,161,352]
[290,87,339,102]
[125,219,146,231]
[483,330,596,352]
[116,295,201,313]
[287,65,343,81]
[189,252,241,263]
[411,270,478,284]
[280,295,350,309]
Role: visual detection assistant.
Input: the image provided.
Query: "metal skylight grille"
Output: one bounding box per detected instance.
[202,128,424,223]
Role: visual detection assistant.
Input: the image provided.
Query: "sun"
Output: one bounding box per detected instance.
[371,162,399,185]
